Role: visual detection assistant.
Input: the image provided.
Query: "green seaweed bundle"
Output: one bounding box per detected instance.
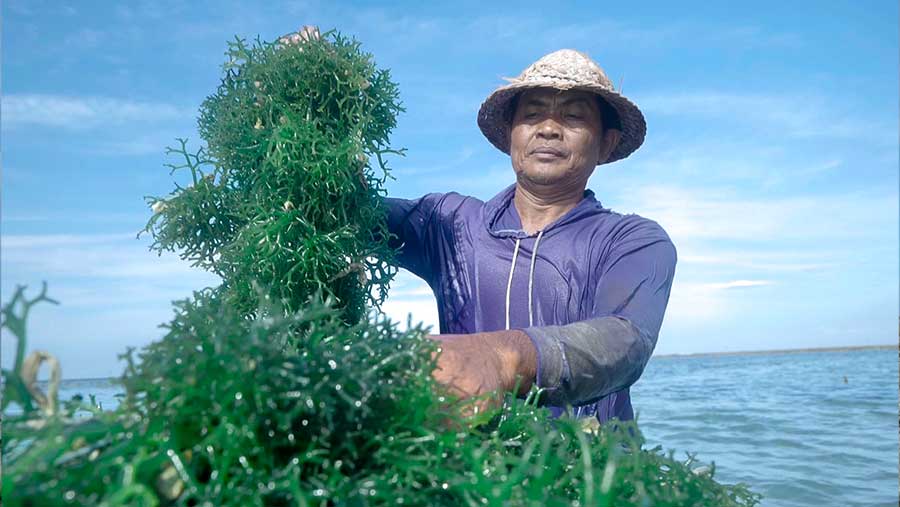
[142,30,402,324]
[3,285,758,506]
[1,30,760,507]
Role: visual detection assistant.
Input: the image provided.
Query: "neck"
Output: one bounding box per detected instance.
[513,179,587,235]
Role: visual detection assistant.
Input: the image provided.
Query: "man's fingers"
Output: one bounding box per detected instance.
[299,25,321,41]
[457,391,502,421]
[278,25,322,46]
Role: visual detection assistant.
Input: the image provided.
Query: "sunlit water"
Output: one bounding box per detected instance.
[632,348,898,507]
[9,348,898,506]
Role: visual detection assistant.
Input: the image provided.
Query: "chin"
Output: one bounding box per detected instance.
[517,164,571,186]
[518,173,569,188]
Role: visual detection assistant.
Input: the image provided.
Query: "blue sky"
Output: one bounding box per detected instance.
[3,0,897,379]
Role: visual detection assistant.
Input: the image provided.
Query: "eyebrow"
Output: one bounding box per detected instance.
[522,96,593,108]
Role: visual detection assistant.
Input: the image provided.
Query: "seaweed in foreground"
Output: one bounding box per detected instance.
[2,286,759,506]
[1,28,760,506]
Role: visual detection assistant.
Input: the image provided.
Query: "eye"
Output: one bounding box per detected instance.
[565,113,583,120]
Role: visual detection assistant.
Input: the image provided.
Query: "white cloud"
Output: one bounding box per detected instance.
[664,281,727,323]
[615,184,897,244]
[461,17,800,54]
[663,278,774,325]
[347,8,443,40]
[390,284,435,299]
[381,297,439,334]
[383,270,435,299]
[1,231,219,378]
[703,280,775,290]
[2,94,194,129]
[638,91,887,141]
[2,212,147,224]
[89,132,192,156]
[679,253,835,273]
[0,298,182,379]
[2,232,218,284]
[3,233,134,248]
[614,140,847,190]
[378,269,439,331]
[599,183,897,293]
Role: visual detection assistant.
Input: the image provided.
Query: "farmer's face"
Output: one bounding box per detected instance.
[509,88,617,188]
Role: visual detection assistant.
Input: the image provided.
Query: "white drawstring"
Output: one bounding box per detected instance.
[504,238,521,330]
[505,231,545,330]
[527,230,545,327]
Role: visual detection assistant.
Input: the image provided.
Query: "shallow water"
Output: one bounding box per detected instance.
[631,348,898,507]
[9,348,898,506]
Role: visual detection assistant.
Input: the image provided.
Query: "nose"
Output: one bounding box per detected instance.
[536,117,562,140]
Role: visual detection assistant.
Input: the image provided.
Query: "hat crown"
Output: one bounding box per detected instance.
[513,49,614,91]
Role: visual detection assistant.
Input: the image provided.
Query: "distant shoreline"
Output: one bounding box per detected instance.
[16,344,897,383]
[654,343,897,359]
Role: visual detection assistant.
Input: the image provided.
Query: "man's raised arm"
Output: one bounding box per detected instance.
[381,194,447,285]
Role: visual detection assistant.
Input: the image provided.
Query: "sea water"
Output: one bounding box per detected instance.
[11,348,899,506]
[631,348,898,507]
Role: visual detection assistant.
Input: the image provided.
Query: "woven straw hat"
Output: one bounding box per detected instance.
[477,49,646,165]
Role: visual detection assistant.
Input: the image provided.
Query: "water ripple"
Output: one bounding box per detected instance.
[633,348,898,507]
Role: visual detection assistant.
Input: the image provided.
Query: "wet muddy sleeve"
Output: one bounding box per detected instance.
[523,232,677,407]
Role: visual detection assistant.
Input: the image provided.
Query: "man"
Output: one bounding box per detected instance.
[385,49,676,423]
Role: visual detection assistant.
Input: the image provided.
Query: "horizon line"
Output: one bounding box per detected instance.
[653,343,897,359]
[21,343,900,383]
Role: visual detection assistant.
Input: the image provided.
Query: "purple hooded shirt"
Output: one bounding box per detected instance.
[385,183,676,422]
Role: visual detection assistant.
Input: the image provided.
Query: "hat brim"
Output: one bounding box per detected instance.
[477,81,646,165]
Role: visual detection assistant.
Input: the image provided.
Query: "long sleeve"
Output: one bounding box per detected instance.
[383,193,458,286]
[522,221,677,407]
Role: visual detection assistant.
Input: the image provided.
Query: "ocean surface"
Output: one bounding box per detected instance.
[631,348,898,507]
[13,348,899,506]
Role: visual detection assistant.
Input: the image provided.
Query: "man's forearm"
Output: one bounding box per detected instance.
[428,329,537,409]
[491,329,538,396]
[522,316,655,407]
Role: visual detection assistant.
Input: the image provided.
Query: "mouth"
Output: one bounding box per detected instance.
[530,146,566,158]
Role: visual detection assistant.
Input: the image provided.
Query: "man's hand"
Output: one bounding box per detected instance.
[429,329,538,417]
[279,25,321,46]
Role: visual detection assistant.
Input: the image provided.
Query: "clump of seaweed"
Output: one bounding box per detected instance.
[1,29,760,507]
[142,29,402,324]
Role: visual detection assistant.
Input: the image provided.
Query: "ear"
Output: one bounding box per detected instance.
[597,128,622,165]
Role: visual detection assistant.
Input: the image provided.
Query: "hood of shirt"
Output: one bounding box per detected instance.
[483,183,610,239]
